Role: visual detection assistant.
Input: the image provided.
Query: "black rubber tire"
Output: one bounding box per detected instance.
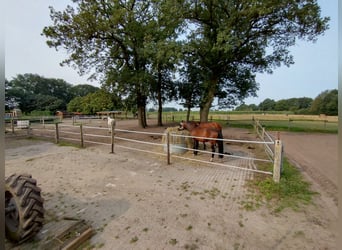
[5,174,44,243]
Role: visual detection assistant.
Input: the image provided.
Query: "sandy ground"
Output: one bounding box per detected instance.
[278,132,338,216]
[5,119,337,249]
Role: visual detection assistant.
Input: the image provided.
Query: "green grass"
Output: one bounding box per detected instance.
[148,110,337,134]
[226,119,337,133]
[258,120,337,133]
[244,158,318,213]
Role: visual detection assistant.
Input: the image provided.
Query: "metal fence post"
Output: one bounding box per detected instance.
[273,140,283,183]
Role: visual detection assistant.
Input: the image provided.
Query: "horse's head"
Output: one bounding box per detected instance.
[178,120,185,130]
[179,120,194,131]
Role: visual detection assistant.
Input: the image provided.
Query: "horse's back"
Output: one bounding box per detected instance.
[190,127,219,142]
[196,121,222,131]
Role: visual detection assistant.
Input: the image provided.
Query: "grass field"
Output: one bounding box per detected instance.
[147,111,338,133]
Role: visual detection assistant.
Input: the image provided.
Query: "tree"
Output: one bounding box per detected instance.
[259,98,276,111]
[234,103,258,111]
[67,89,121,114]
[5,79,19,110]
[176,56,203,121]
[310,89,337,115]
[143,1,183,126]
[274,99,290,111]
[43,0,329,123]
[180,0,329,121]
[274,97,313,111]
[67,96,84,113]
[43,0,180,128]
[70,84,99,97]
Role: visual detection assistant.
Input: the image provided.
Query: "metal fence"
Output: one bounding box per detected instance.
[6,118,283,182]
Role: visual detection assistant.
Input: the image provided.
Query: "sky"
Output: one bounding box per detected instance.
[5,0,338,107]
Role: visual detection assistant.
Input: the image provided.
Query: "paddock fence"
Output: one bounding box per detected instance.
[5,117,283,182]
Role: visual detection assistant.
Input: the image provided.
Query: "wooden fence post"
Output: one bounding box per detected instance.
[27,123,30,136]
[110,119,115,153]
[80,124,84,148]
[273,140,283,183]
[11,118,14,134]
[55,123,59,144]
[166,131,170,165]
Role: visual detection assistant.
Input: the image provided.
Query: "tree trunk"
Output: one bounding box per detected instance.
[199,79,216,122]
[137,91,147,128]
[138,106,146,128]
[186,106,191,122]
[157,70,163,126]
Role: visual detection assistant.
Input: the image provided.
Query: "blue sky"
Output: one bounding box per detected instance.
[5,0,337,107]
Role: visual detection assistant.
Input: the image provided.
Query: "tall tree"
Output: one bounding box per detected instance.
[177,56,203,121]
[43,0,179,128]
[144,1,183,126]
[181,0,329,121]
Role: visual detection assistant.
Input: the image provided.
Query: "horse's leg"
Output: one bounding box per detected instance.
[210,142,215,162]
[193,139,198,155]
[203,142,206,150]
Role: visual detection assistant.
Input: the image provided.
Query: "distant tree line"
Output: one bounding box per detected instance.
[234,89,338,115]
[5,74,337,117]
[5,73,123,115]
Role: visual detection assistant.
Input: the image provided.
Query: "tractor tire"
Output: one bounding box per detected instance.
[5,174,44,243]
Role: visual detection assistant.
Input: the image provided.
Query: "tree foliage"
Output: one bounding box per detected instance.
[67,89,119,114]
[176,56,203,121]
[43,0,182,127]
[310,89,337,115]
[180,0,329,121]
[235,90,337,116]
[5,74,73,113]
[42,0,329,123]
[71,84,99,97]
[258,98,276,111]
[5,74,101,114]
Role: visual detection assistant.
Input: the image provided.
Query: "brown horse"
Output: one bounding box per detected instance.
[188,121,222,132]
[185,121,222,150]
[179,121,224,161]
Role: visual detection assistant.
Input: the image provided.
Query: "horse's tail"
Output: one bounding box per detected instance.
[217,130,224,158]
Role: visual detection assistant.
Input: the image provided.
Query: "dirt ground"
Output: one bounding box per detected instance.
[5,119,337,249]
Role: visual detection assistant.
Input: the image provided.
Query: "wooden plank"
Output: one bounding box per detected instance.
[61,228,93,250]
